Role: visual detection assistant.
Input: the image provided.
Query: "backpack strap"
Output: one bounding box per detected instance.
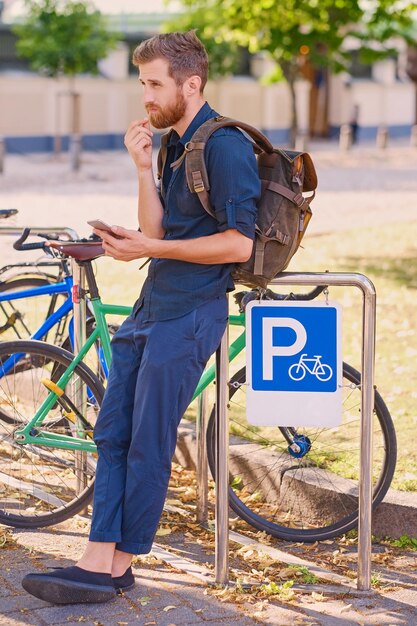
[266,181,315,208]
[157,129,173,183]
[183,116,274,218]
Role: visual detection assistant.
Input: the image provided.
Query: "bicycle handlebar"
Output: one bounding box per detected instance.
[0,209,18,220]
[13,228,47,251]
[13,228,102,254]
[234,285,328,312]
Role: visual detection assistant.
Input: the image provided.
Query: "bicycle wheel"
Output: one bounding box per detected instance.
[0,277,69,343]
[206,362,397,542]
[0,340,104,528]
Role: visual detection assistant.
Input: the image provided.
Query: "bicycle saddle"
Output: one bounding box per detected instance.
[48,241,105,261]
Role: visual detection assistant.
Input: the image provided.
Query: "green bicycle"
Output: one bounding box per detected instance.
[0,240,397,542]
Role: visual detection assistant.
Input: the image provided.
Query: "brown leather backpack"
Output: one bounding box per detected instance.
[158,116,318,289]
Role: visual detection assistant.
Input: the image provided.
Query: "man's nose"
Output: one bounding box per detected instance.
[143,89,154,105]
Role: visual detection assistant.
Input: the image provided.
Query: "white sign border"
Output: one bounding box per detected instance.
[246,300,343,427]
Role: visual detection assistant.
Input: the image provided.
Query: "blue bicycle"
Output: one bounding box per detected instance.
[0,229,115,399]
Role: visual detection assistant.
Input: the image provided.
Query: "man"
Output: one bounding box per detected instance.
[22,30,260,605]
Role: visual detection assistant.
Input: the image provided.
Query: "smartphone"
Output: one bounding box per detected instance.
[87,219,124,239]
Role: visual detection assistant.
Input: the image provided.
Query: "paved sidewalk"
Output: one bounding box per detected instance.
[2,515,417,626]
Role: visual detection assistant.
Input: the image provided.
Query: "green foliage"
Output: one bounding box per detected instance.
[390,534,417,550]
[287,565,318,584]
[13,0,120,77]
[260,580,295,600]
[230,475,244,491]
[163,11,241,78]
[371,572,382,588]
[167,0,417,78]
[167,0,417,141]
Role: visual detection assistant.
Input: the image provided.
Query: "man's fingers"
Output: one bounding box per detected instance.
[110,225,131,238]
[125,132,153,154]
[126,119,153,140]
[133,136,152,151]
[127,117,149,131]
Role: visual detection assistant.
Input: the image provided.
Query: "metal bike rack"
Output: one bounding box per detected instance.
[0,226,79,241]
[71,261,89,495]
[204,272,376,591]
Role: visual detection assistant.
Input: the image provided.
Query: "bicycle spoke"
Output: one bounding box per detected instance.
[207,363,396,541]
[0,340,103,527]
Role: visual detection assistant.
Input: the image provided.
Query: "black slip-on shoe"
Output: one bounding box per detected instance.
[21,566,116,605]
[112,566,135,592]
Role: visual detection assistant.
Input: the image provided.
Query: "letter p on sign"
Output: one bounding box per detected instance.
[262,318,307,380]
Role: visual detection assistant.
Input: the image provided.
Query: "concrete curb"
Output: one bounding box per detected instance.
[174,421,417,540]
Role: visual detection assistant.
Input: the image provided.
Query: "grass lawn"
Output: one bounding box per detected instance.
[93,219,417,491]
[292,220,417,491]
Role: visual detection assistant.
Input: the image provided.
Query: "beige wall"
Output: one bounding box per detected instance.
[329,74,415,128]
[1,72,415,139]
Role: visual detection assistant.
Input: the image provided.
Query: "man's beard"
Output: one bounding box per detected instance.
[146,89,186,129]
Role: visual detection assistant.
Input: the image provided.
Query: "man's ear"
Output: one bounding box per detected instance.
[184,74,202,96]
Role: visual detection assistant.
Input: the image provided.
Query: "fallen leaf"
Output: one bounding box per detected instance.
[163,606,177,612]
[340,604,353,613]
[156,528,172,536]
[311,592,325,602]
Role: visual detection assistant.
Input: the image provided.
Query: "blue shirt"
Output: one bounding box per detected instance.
[137,102,260,321]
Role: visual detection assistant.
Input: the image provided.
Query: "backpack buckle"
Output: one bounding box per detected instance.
[192,170,205,193]
[293,193,307,208]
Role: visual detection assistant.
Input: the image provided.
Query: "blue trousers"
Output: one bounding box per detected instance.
[89,296,228,554]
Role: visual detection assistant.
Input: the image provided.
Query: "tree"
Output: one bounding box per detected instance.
[168,0,417,146]
[13,0,120,166]
[163,10,241,79]
[406,46,417,125]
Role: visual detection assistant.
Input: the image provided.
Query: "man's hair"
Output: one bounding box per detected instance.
[132,30,208,93]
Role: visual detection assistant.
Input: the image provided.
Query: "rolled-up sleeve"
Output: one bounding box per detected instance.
[205,129,260,240]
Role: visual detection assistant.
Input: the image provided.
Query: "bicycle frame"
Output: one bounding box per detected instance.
[11,293,246,454]
[0,276,74,341]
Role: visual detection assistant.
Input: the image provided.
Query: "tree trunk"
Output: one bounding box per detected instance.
[68,76,81,171]
[406,47,417,125]
[281,60,298,148]
[414,82,417,125]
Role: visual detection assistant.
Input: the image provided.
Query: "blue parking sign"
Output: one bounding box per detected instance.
[246,301,342,426]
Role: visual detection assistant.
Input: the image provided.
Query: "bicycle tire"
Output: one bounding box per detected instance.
[0,339,104,528]
[206,362,397,542]
[0,277,69,343]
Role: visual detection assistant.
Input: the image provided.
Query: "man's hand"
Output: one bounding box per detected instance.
[124,118,153,172]
[94,226,151,262]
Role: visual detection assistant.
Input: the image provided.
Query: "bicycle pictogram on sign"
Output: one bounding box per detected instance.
[288,354,333,382]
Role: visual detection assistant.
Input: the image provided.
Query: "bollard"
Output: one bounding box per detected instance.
[376,125,388,149]
[0,136,5,174]
[411,125,417,148]
[339,124,352,151]
[295,131,309,151]
[69,133,82,172]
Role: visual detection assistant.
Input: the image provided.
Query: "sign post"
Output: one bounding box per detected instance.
[213,272,375,591]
